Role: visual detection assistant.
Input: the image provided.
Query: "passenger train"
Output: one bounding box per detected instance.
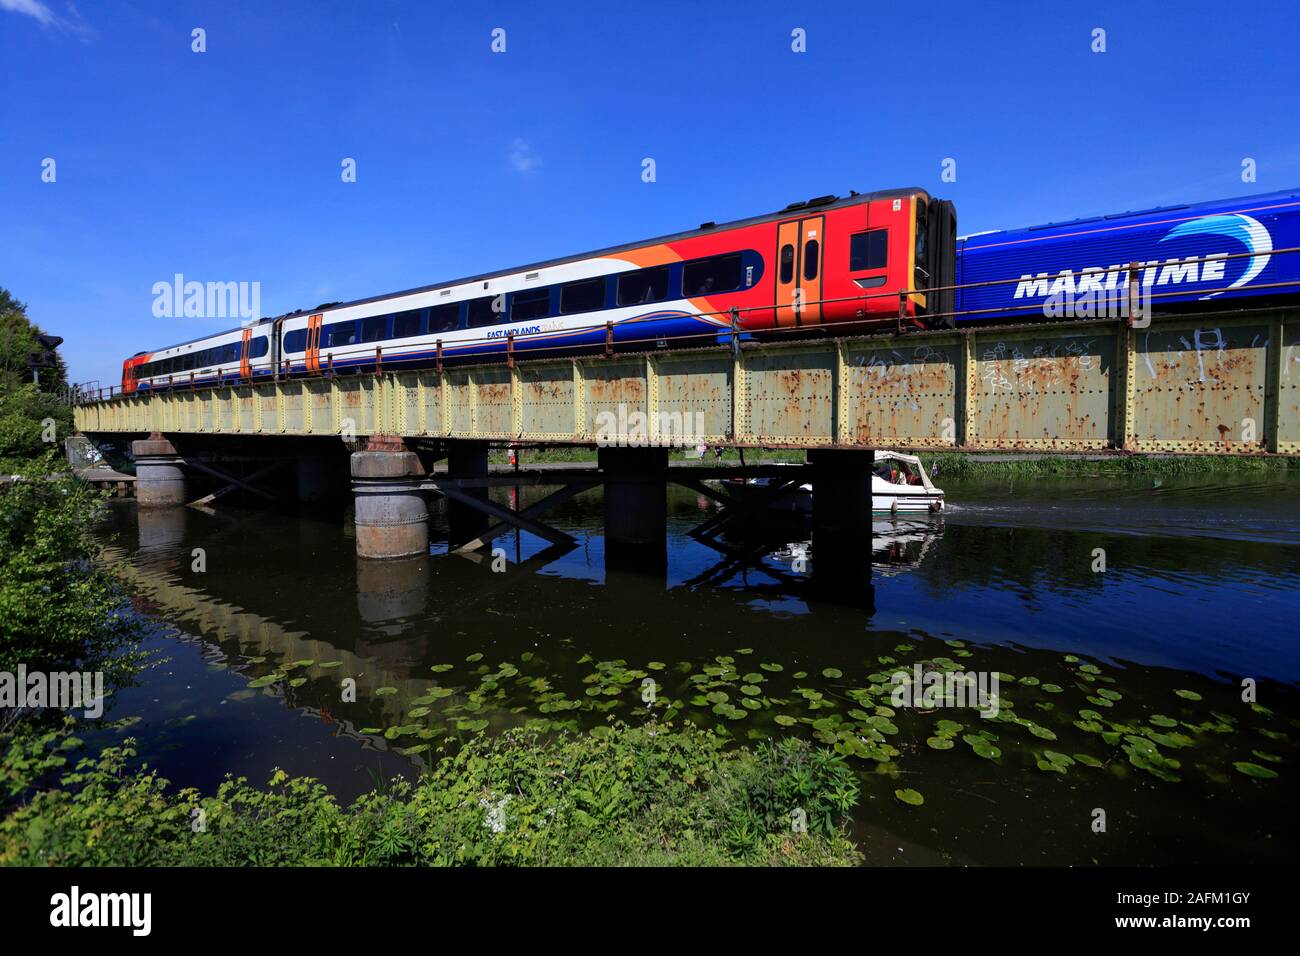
[120,186,1300,394]
[121,187,956,393]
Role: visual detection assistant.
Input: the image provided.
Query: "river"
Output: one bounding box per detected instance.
[91,468,1300,865]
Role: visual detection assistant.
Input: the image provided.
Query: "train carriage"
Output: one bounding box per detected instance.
[122,187,955,393]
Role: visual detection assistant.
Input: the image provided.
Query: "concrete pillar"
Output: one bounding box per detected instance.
[599,447,668,566]
[132,435,187,507]
[446,441,489,548]
[351,449,428,559]
[296,456,346,504]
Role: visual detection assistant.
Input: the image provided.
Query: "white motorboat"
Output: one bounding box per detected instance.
[719,451,945,515]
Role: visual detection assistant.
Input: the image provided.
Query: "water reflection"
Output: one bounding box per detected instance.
[356,556,429,635]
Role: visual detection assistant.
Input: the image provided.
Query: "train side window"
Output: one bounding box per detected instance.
[849,229,888,271]
[224,344,239,364]
[779,244,795,283]
[284,330,306,353]
[327,322,357,348]
[392,309,423,339]
[683,253,743,296]
[466,296,499,328]
[803,241,820,281]
[251,338,269,358]
[361,315,389,343]
[510,287,551,322]
[559,277,605,314]
[429,303,460,334]
[617,266,670,306]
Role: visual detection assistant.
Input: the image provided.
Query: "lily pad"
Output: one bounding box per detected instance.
[1233,761,1278,779]
[894,788,925,806]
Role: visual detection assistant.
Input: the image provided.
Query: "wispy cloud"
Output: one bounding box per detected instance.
[1,0,93,39]
[508,139,541,174]
[1,0,56,25]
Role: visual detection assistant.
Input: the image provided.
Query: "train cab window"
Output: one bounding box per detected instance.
[466,296,500,328]
[616,266,670,306]
[429,303,460,334]
[361,315,389,343]
[683,254,744,296]
[559,277,605,314]
[802,241,820,281]
[849,229,888,271]
[392,309,423,339]
[779,244,795,283]
[283,330,307,353]
[510,287,551,322]
[327,322,357,348]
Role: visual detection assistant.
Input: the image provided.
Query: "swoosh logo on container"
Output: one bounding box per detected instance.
[1159,214,1272,298]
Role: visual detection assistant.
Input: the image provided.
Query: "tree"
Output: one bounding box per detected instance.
[0,287,72,468]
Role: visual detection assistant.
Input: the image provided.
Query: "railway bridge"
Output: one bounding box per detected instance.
[74,306,1298,563]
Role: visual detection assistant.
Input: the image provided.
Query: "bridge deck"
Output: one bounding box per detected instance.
[74,310,1299,455]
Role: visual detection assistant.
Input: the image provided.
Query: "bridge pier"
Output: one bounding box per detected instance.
[807,450,876,610]
[446,441,490,548]
[599,447,668,566]
[809,449,875,548]
[132,434,187,507]
[351,446,429,560]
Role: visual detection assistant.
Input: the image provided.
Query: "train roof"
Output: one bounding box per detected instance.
[960,187,1300,245]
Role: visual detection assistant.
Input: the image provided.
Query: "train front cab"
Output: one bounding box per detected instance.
[795,189,956,330]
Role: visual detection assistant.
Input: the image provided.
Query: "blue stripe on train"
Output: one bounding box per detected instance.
[136,312,723,391]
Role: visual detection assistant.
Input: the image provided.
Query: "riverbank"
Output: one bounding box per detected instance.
[1,719,860,866]
[492,445,1296,477]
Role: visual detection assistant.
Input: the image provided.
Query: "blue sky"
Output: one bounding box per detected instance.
[3,0,1298,387]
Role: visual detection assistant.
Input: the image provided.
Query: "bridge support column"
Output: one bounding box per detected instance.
[809,449,875,547]
[599,447,668,565]
[807,449,875,609]
[132,434,187,507]
[446,441,490,548]
[351,449,428,560]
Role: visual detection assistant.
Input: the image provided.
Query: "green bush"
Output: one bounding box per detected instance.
[0,720,861,867]
[0,462,141,710]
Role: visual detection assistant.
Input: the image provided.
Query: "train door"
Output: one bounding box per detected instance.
[239,329,253,379]
[774,215,824,326]
[304,313,324,373]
